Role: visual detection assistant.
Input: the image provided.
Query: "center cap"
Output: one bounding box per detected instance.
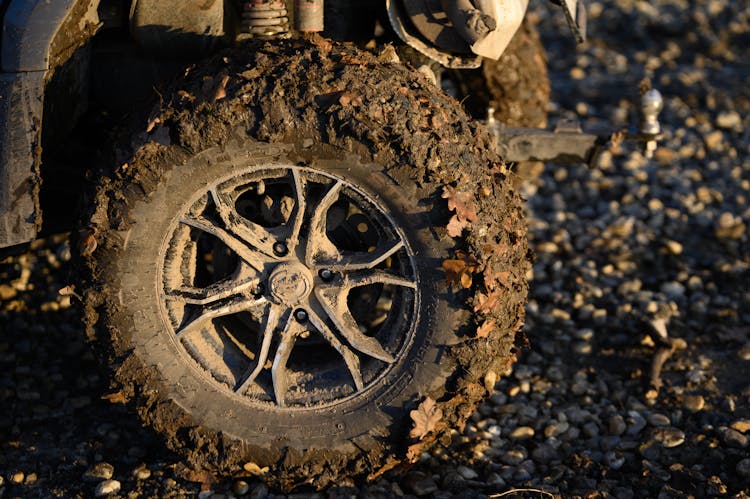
[268,262,314,304]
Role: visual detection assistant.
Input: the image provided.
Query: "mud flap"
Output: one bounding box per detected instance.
[0,71,44,247]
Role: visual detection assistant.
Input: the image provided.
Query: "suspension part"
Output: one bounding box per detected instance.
[295,0,324,32]
[238,0,290,39]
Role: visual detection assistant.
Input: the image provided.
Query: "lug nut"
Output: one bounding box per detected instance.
[319,269,334,281]
[273,242,288,256]
[294,309,308,323]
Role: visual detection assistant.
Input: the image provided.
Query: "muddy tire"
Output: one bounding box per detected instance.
[83,39,529,489]
[449,16,550,128]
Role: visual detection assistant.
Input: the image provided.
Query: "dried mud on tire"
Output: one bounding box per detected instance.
[81,39,530,489]
[451,17,550,128]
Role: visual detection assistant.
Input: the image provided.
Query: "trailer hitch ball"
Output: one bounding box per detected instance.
[640,89,664,158]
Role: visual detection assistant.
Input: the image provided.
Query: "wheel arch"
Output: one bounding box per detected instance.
[0,0,99,248]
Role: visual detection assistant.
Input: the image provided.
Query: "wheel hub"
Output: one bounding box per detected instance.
[267,261,314,304]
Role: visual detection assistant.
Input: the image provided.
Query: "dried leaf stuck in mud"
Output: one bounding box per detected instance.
[243,462,269,476]
[409,397,443,440]
[474,288,505,314]
[442,186,478,237]
[476,319,497,338]
[58,285,82,301]
[177,90,196,103]
[442,250,479,289]
[306,32,332,54]
[78,227,98,256]
[338,92,363,108]
[101,391,127,404]
[212,72,230,103]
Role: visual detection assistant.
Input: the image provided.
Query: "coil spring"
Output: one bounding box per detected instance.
[239,1,290,39]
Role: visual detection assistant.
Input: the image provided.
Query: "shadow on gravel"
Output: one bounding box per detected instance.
[0,237,189,497]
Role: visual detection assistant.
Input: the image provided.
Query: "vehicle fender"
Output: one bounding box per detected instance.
[0,0,79,247]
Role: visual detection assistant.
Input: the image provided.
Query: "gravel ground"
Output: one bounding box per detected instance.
[2,0,750,497]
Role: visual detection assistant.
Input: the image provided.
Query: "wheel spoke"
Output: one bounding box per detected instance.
[165,278,258,305]
[271,316,306,407]
[180,214,267,272]
[235,303,285,394]
[210,187,279,258]
[304,180,343,266]
[286,169,307,255]
[314,287,395,363]
[322,240,405,271]
[341,269,417,289]
[175,295,265,338]
[306,301,365,391]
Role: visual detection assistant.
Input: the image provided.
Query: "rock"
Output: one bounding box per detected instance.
[94,480,121,497]
[233,480,250,496]
[249,483,268,499]
[639,440,661,460]
[648,413,671,427]
[502,449,527,466]
[737,458,750,477]
[604,451,625,470]
[0,284,17,300]
[456,465,478,480]
[683,395,705,412]
[83,462,115,482]
[609,415,627,436]
[583,422,600,437]
[704,130,724,151]
[544,421,570,438]
[720,427,749,448]
[531,443,558,463]
[626,411,647,436]
[132,466,150,480]
[509,426,535,440]
[486,472,506,488]
[653,427,686,448]
[405,477,438,496]
[716,111,741,129]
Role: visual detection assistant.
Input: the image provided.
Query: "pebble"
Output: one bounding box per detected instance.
[249,483,268,499]
[716,111,741,129]
[509,426,535,440]
[233,480,250,495]
[544,421,569,438]
[10,471,24,484]
[720,427,749,448]
[653,428,686,448]
[648,413,671,427]
[604,451,626,470]
[704,130,724,151]
[531,443,558,463]
[456,465,478,480]
[502,449,526,466]
[683,395,705,412]
[737,458,750,477]
[83,462,115,482]
[609,415,627,436]
[94,479,121,497]
[406,477,438,496]
[132,466,151,480]
[731,420,750,433]
[583,422,600,437]
[627,411,647,436]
